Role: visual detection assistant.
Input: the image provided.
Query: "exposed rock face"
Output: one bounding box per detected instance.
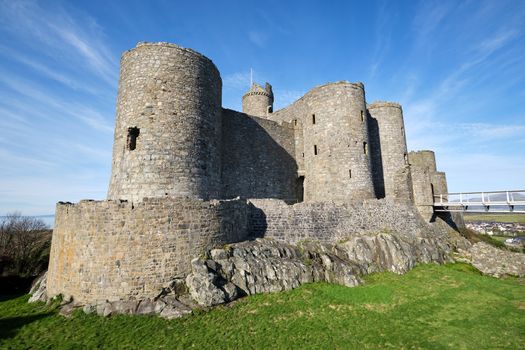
[28,271,48,303]
[457,242,525,277]
[186,235,451,307]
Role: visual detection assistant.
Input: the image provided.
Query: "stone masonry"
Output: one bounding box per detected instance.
[45,42,458,306]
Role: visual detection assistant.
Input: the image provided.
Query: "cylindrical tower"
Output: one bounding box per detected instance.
[367,102,411,201]
[107,42,222,201]
[302,82,375,201]
[242,82,274,116]
[408,150,438,221]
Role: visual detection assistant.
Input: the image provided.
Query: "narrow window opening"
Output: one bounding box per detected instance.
[401,126,405,137]
[360,110,364,122]
[127,127,140,151]
[349,169,352,178]
[302,152,304,157]
[404,153,408,165]
[312,114,316,124]
[363,142,368,155]
[267,105,273,114]
[294,119,298,126]
[314,145,318,155]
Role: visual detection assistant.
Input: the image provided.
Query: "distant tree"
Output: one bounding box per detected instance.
[0,212,51,277]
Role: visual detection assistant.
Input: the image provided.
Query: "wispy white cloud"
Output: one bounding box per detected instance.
[412,0,454,46]
[248,31,268,48]
[369,0,393,78]
[0,0,118,86]
[274,89,304,110]
[0,176,109,215]
[477,30,519,54]
[439,152,525,192]
[458,123,525,141]
[0,44,103,95]
[256,9,291,35]
[223,71,251,90]
[0,71,113,133]
[73,143,111,160]
[69,105,114,133]
[402,12,525,154]
[0,148,56,173]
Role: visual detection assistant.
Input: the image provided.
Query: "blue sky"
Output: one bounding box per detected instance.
[0,0,524,215]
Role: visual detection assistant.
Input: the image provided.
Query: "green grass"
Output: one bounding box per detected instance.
[491,235,516,243]
[464,213,525,223]
[1,264,524,349]
[459,228,508,249]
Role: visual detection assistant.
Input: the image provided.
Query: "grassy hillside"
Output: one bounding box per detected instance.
[464,213,525,223]
[1,264,524,349]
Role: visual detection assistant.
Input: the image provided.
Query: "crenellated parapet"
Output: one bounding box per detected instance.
[242,82,274,116]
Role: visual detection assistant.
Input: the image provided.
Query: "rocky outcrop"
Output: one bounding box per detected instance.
[77,295,195,319]
[456,242,525,277]
[186,234,450,306]
[28,271,48,303]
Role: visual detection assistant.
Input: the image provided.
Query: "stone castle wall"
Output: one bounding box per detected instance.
[107,43,222,202]
[47,196,455,304]
[432,172,448,197]
[221,109,297,201]
[367,102,412,201]
[46,198,249,303]
[248,198,448,245]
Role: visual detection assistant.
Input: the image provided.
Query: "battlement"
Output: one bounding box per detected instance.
[308,80,364,92]
[242,82,273,99]
[126,42,218,67]
[367,101,402,109]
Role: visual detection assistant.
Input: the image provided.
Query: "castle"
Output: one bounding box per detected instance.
[46,42,450,304]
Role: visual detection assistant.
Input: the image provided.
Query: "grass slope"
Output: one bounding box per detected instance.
[1,264,524,349]
[463,213,525,223]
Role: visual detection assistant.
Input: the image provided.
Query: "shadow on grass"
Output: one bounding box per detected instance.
[0,312,53,341]
[0,293,26,302]
[0,276,34,296]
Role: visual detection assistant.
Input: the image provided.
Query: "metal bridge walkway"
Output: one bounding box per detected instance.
[433,190,525,213]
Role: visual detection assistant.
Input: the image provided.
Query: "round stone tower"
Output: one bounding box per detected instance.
[242,82,274,116]
[367,101,412,202]
[302,82,375,201]
[408,150,438,221]
[107,42,222,202]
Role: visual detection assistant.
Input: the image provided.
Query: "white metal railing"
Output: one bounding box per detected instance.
[433,190,525,213]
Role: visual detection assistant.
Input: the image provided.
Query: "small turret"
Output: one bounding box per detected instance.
[242,82,274,116]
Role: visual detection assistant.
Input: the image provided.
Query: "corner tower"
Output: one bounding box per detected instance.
[408,150,444,221]
[367,102,413,202]
[107,42,222,202]
[242,82,274,116]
